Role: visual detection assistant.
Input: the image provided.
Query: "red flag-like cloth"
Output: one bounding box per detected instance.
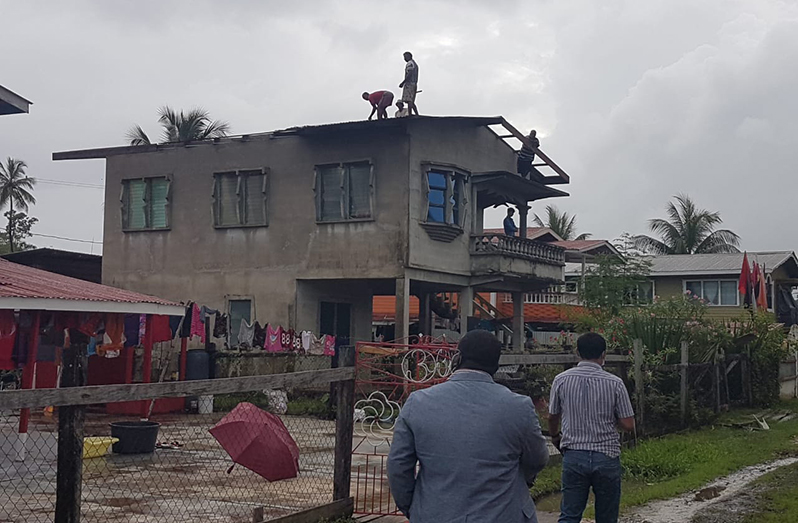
[739,253,751,306]
[757,264,768,310]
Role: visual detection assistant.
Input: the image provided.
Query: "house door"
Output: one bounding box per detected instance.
[320,302,351,346]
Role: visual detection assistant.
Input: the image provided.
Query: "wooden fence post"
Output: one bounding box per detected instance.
[712,357,721,414]
[680,341,689,426]
[633,339,644,435]
[741,354,753,406]
[55,343,87,523]
[333,346,356,502]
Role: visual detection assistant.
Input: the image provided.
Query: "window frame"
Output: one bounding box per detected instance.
[624,280,656,306]
[314,160,375,224]
[422,164,469,228]
[226,295,255,347]
[120,176,172,232]
[211,168,269,229]
[683,279,740,306]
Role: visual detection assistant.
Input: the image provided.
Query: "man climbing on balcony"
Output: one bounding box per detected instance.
[517,129,540,179]
[504,208,519,236]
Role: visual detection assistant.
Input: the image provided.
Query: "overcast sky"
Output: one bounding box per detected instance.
[1,0,797,255]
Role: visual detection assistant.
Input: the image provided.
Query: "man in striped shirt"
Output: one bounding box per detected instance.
[517,129,540,179]
[548,333,635,523]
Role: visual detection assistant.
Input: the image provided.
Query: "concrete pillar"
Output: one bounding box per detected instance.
[460,287,474,336]
[419,293,430,335]
[518,205,529,239]
[395,277,410,342]
[512,291,525,351]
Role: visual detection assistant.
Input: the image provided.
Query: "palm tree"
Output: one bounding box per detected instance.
[0,158,36,252]
[533,205,592,241]
[634,194,740,254]
[127,106,231,145]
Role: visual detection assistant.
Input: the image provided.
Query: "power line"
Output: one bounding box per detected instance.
[31,233,101,245]
[36,178,104,189]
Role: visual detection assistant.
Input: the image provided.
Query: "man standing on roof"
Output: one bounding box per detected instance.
[504,208,519,237]
[363,90,395,120]
[399,51,419,116]
[517,129,540,179]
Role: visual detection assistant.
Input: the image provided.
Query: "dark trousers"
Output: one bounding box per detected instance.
[559,450,622,523]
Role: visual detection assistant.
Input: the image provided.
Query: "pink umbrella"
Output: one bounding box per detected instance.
[209,402,300,481]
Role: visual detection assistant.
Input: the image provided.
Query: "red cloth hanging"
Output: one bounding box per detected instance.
[150,315,173,343]
[0,310,17,370]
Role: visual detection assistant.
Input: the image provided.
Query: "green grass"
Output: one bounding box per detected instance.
[741,463,798,522]
[532,400,798,514]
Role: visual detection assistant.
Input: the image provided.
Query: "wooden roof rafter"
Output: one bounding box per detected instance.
[487,118,571,185]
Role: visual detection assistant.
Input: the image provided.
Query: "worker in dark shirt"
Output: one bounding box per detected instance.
[503,208,519,236]
[517,129,540,178]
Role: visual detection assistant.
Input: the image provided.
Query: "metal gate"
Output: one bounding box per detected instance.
[351,338,457,515]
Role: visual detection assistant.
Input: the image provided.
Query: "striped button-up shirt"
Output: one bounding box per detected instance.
[549,361,634,458]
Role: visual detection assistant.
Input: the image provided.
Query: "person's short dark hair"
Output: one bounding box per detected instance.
[404,51,413,59]
[577,332,607,360]
[507,208,515,215]
[529,129,537,137]
[362,92,370,100]
[457,329,502,375]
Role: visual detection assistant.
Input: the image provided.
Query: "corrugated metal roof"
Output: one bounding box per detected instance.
[0,259,179,307]
[648,252,795,275]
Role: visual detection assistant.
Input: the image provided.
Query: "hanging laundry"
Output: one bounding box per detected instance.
[238,319,255,348]
[253,322,266,349]
[308,334,325,355]
[213,312,228,338]
[87,336,98,357]
[323,335,336,357]
[0,310,17,370]
[292,330,303,353]
[301,331,314,353]
[200,306,219,324]
[103,314,127,352]
[169,315,183,338]
[266,325,283,353]
[138,315,147,343]
[281,329,293,352]
[150,315,173,343]
[180,303,194,338]
[190,303,205,343]
[78,313,103,337]
[124,314,140,347]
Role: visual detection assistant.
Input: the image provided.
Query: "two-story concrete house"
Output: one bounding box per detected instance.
[54,116,571,349]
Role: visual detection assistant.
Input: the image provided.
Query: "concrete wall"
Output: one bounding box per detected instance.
[405,120,517,278]
[103,129,410,339]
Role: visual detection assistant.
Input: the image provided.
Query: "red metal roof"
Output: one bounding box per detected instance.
[0,259,179,307]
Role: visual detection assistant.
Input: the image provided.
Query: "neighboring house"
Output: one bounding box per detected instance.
[54,116,571,349]
[1,248,102,283]
[0,85,32,115]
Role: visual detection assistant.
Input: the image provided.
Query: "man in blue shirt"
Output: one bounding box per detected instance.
[504,208,519,236]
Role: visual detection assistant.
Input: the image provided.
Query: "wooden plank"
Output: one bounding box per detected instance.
[334,346,356,501]
[499,117,570,183]
[633,339,644,435]
[0,366,355,410]
[726,358,740,374]
[680,341,689,426]
[712,361,721,414]
[55,345,86,523]
[256,498,353,523]
[499,354,629,365]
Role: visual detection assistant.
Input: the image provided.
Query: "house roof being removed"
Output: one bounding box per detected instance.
[0,259,184,315]
[0,85,32,115]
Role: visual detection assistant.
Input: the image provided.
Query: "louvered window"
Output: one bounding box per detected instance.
[213,169,268,227]
[315,161,374,222]
[121,177,171,231]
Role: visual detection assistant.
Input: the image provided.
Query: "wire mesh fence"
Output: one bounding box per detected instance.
[0,355,353,523]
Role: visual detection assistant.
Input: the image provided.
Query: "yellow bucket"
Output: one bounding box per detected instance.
[82,437,119,459]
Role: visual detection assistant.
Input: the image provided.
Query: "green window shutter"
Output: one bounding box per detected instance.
[348,162,372,219]
[216,173,240,226]
[149,178,170,229]
[320,165,343,221]
[242,170,266,225]
[126,179,147,230]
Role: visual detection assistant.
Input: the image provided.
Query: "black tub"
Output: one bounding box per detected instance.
[110,421,161,454]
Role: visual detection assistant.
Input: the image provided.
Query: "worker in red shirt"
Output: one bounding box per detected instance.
[362,90,395,120]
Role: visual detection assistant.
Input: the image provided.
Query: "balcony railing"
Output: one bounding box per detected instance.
[503,292,582,305]
[470,234,565,265]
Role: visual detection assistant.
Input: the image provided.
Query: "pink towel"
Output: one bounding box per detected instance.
[190,303,206,343]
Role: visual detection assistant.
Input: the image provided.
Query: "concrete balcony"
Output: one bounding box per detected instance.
[469,234,565,288]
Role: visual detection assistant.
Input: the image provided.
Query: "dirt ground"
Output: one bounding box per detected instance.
[0,411,339,523]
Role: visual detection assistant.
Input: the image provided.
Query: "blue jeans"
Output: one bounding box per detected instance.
[559,450,622,523]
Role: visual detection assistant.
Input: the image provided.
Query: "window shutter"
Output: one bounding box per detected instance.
[423,170,430,221]
[319,165,343,221]
[348,162,372,219]
[242,170,266,225]
[126,179,147,230]
[149,178,170,229]
[215,173,239,226]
